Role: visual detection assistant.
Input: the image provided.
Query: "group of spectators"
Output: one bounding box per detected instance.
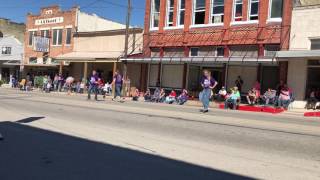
[215,78,294,110]
[132,88,189,105]
[14,69,296,112]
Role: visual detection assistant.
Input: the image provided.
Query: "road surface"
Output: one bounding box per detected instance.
[0,88,320,180]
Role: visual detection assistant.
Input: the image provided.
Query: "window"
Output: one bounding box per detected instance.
[28,31,36,46]
[269,0,283,19]
[1,47,11,55]
[40,30,50,37]
[166,0,175,27]
[66,28,72,45]
[29,57,37,64]
[193,0,206,25]
[150,0,160,29]
[233,0,243,21]
[52,29,63,45]
[216,47,224,56]
[249,0,259,20]
[211,0,224,23]
[311,39,320,50]
[190,47,199,57]
[178,0,185,26]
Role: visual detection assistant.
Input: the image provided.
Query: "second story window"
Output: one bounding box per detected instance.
[150,0,160,29]
[66,28,72,45]
[269,0,283,20]
[211,0,224,24]
[166,0,175,27]
[233,0,243,21]
[52,29,62,46]
[249,0,259,20]
[1,47,11,55]
[40,30,50,38]
[193,0,206,25]
[311,39,320,50]
[28,31,36,46]
[178,0,185,26]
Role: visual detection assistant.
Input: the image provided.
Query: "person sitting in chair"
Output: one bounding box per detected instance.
[224,88,240,110]
[177,89,188,105]
[262,88,277,105]
[246,88,257,105]
[277,86,291,110]
[144,89,152,102]
[165,89,177,104]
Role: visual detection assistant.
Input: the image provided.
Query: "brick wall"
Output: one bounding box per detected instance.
[24,5,78,64]
[143,0,292,56]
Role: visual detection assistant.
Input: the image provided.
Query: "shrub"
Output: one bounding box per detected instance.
[34,76,44,88]
[0,80,4,87]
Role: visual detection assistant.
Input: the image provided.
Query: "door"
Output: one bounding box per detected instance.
[261,66,279,93]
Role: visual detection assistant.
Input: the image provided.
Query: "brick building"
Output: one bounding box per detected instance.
[124,0,292,96]
[24,5,77,76]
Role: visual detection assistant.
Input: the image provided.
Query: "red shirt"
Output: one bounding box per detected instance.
[169,91,176,97]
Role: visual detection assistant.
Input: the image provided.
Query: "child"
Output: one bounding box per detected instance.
[165,89,177,104]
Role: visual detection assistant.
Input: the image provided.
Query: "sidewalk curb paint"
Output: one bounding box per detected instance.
[219,104,285,114]
[304,112,320,117]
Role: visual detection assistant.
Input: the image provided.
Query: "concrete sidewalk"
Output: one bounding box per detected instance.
[3,87,313,117]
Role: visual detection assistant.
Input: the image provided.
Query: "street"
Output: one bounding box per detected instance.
[0,88,320,180]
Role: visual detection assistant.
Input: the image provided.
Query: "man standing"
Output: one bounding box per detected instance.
[112,70,123,101]
[200,70,218,113]
[88,70,99,101]
[235,76,244,93]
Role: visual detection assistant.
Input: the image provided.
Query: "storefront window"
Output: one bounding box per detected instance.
[306,60,320,98]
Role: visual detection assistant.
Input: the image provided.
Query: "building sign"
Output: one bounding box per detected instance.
[35,17,64,25]
[33,36,50,52]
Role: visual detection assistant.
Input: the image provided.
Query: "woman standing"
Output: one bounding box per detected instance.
[200,70,218,113]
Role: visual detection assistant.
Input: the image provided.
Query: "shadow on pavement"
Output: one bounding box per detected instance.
[15,117,45,124]
[0,121,254,180]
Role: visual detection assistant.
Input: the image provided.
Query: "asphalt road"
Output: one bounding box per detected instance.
[0,88,320,180]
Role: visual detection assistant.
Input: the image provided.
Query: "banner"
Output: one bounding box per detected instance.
[33,36,50,52]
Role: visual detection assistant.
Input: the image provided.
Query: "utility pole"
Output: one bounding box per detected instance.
[123,0,131,96]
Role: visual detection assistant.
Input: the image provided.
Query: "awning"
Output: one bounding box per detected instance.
[54,51,123,62]
[3,60,21,66]
[276,50,320,59]
[120,56,275,64]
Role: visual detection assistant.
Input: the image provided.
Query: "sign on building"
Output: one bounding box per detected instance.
[33,36,50,52]
[35,17,64,25]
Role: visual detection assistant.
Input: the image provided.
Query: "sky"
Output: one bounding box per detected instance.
[0,0,146,27]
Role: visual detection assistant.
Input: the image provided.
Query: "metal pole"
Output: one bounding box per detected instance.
[123,0,131,96]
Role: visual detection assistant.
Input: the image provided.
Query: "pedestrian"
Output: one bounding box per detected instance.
[112,70,123,101]
[53,74,59,91]
[199,70,218,113]
[58,73,64,92]
[235,76,244,93]
[88,70,99,101]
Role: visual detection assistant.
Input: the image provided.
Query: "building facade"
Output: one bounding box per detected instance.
[0,36,23,83]
[124,0,292,96]
[0,18,25,83]
[277,1,320,108]
[24,5,78,76]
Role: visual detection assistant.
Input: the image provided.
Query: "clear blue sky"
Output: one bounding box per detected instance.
[0,0,146,27]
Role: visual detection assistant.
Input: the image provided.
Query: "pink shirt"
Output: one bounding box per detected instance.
[280,90,290,101]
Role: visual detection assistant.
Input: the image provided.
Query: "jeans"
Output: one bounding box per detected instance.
[88,85,98,100]
[278,99,290,109]
[200,88,211,110]
[114,84,122,98]
[225,99,237,110]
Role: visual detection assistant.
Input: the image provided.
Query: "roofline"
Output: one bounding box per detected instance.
[75,28,143,37]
